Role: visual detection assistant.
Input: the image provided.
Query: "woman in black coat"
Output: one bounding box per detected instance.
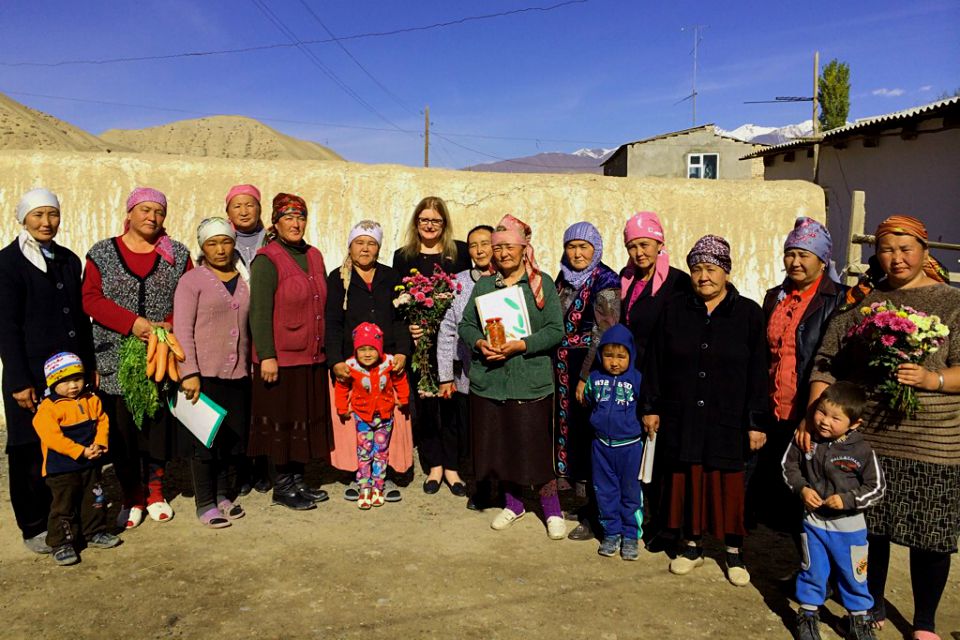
[326,220,411,501]
[0,188,94,554]
[642,235,768,588]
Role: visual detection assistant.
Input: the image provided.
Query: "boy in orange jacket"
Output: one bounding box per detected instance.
[33,352,120,565]
[334,323,410,509]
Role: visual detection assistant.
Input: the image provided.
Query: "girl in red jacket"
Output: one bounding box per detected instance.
[334,322,410,509]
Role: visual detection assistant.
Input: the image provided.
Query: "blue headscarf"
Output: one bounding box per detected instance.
[560,221,603,290]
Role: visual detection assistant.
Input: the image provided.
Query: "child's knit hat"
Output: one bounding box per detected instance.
[44,352,84,389]
[352,322,384,358]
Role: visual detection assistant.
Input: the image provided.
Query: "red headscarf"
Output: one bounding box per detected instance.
[491,214,544,309]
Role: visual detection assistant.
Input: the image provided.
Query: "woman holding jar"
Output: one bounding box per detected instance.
[248,193,330,511]
[0,188,95,553]
[807,215,960,639]
[642,235,768,587]
[83,187,192,528]
[459,214,565,539]
[173,217,251,528]
[393,197,470,494]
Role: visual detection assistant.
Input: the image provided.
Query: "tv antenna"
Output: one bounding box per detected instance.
[675,25,706,126]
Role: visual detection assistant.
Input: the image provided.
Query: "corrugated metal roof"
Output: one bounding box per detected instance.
[602,124,763,165]
[740,96,960,160]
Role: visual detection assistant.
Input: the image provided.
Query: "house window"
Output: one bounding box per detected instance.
[688,153,719,179]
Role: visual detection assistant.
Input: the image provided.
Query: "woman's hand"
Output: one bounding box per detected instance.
[332,362,351,382]
[801,487,823,511]
[131,317,154,342]
[897,363,936,390]
[180,376,201,404]
[499,340,527,358]
[409,324,424,341]
[642,414,660,436]
[11,387,38,412]
[393,354,406,372]
[476,339,504,362]
[575,380,587,405]
[748,430,767,451]
[439,382,456,399]
[260,358,279,384]
[793,419,813,453]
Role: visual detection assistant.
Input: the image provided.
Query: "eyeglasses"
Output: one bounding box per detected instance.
[418,216,444,228]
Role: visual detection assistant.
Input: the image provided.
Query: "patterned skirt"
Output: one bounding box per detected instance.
[866,455,960,553]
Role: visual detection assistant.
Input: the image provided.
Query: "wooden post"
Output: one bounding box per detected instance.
[845,190,866,286]
[424,105,430,168]
[812,51,820,182]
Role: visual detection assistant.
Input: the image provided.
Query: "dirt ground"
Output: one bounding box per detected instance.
[1,453,957,640]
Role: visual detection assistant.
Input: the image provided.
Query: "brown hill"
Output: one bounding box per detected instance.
[0,93,130,152]
[101,115,343,161]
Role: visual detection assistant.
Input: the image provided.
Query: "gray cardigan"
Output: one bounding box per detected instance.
[437,269,477,392]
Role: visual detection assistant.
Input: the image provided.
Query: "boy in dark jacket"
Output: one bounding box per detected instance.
[782,381,884,640]
[582,324,645,561]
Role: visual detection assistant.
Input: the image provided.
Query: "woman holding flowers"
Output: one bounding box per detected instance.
[393,197,470,494]
[808,215,960,638]
[327,220,411,502]
[458,214,565,540]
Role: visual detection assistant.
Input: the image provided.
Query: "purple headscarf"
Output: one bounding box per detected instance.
[560,221,603,290]
[784,216,832,264]
[686,235,732,273]
[124,186,175,265]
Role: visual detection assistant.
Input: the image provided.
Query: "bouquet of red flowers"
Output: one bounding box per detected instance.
[845,300,949,418]
[393,264,462,397]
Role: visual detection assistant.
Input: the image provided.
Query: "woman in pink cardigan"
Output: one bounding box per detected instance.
[173,218,251,529]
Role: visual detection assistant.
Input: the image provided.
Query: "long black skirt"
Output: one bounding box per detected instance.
[470,394,554,486]
[248,363,331,466]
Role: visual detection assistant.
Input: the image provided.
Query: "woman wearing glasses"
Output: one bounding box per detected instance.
[248,193,331,511]
[393,197,470,495]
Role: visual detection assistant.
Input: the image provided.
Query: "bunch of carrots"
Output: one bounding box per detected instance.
[146,327,186,383]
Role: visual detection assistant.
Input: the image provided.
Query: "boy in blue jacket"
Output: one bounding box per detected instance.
[582,324,645,560]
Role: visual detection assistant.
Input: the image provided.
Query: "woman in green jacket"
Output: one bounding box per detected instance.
[459,214,564,540]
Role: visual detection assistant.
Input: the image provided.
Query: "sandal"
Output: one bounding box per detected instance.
[123,506,145,530]
[198,507,231,529]
[146,500,174,522]
[370,488,384,507]
[217,499,245,520]
[357,489,373,510]
[912,632,940,640]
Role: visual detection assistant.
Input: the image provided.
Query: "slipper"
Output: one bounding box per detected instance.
[146,500,174,522]
[198,507,231,529]
[912,631,940,640]
[217,499,245,520]
[124,506,145,530]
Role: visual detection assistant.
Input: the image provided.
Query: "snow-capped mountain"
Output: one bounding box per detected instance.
[719,120,814,145]
[572,147,616,160]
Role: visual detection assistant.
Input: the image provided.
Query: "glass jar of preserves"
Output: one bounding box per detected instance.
[485,317,506,349]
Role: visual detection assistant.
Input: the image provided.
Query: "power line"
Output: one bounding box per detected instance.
[3,89,619,145]
[296,0,418,117]
[0,1,587,68]
[249,0,408,133]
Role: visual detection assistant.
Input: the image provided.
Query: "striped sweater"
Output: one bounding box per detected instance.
[811,283,960,465]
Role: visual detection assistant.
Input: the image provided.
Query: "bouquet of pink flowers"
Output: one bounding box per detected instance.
[845,300,949,418]
[393,264,462,397]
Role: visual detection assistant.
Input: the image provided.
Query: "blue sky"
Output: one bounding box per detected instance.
[1,0,957,167]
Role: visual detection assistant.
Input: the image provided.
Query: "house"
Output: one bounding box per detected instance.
[741,97,960,267]
[602,124,766,179]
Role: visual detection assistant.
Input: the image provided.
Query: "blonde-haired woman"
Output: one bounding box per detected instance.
[393,197,471,494]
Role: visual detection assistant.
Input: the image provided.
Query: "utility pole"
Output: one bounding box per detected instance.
[691,25,700,126]
[812,51,820,182]
[424,105,430,168]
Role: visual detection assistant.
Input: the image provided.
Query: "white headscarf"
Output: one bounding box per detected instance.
[16,188,61,273]
[196,216,248,280]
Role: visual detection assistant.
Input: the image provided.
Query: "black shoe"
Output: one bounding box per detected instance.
[253,479,272,494]
[845,614,876,640]
[449,482,467,497]
[423,479,440,494]
[466,496,479,511]
[297,484,329,503]
[271,489,317,511]
[237,483,253,497]
[567,519,596,541]
[795,610,823,640]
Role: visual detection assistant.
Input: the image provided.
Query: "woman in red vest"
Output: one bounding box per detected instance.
[248,193,330,511]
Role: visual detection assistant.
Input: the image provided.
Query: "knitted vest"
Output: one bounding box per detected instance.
[87,237,190,394]
[257,241,327,367]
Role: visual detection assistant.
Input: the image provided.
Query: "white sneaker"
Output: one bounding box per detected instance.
[727,565,751,587]
[546,516,567,540]
[490,508,525,530]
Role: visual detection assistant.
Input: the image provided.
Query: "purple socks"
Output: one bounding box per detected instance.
[504,490,563,520]
[505,491,525,515]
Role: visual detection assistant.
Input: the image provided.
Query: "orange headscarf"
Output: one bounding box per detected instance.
[875,215,948,283]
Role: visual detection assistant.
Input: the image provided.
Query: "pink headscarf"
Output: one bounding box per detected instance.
[620,211,671,315]
[225,184,261,206]
[491,214,544,309]
[124,186,175,265]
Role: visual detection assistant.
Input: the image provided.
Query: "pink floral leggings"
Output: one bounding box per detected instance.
[356,415,393,490]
